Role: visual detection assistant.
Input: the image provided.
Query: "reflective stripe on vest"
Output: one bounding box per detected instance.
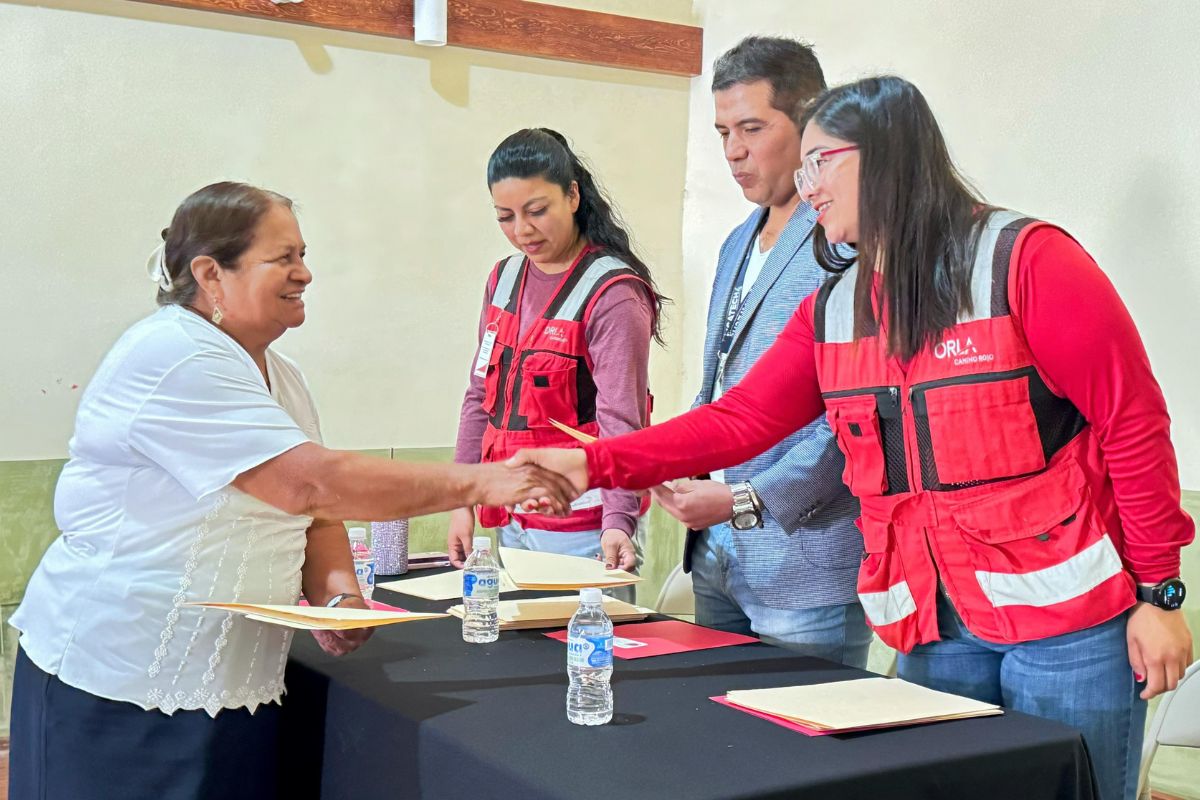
[860,580,918,628]
[975,533,1124,608]
[491,253,635,321]
[818,209,1027,345]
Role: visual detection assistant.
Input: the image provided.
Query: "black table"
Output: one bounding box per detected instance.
[279,570,1097,800]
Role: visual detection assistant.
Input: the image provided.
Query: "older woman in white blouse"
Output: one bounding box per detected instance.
[8,182,577,800]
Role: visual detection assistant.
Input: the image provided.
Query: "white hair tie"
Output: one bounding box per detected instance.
[146,242,173,291]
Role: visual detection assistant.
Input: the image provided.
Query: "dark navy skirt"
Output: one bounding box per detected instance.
[9,646,281,800]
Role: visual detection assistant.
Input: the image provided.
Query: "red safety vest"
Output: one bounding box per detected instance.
[476,246,653,532]
[812,210,1135,652]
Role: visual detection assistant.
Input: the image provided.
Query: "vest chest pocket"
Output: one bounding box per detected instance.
[517,352,579,428]
[922,376,1046,485]
[829,396,889,496]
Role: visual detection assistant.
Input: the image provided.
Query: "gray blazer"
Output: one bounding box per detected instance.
[684,203,862,609]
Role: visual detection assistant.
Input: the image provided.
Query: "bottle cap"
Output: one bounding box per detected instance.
[473,535,492,551]
[580,587,603,604]
[348,526,367,541]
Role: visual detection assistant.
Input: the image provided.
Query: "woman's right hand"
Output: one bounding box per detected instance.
[506,449,589,495]
[470,460,581,516]
[447,507,476,568]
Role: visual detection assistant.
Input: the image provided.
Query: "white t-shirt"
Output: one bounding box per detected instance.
[712,235,771,484]
[11,304,321,717]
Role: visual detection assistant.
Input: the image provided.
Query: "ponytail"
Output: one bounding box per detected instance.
[487,128,669,344]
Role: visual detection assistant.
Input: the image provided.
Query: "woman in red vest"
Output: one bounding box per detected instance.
[449,128,668,589]
[512,79,1193,800]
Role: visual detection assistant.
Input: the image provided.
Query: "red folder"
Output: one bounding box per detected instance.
[546,619,757,660]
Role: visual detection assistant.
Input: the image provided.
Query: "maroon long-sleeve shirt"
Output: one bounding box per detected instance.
[586,227,1192,582]
[456,257,653,537]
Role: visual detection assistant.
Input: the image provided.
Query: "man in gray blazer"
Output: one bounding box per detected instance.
[652,37,870,667]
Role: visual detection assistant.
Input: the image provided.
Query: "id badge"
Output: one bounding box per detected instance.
[473,324,499,378]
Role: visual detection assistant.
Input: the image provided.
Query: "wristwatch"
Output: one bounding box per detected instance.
[730,482,764,530]
[1136,578,1186,611]
[325,592,356,608]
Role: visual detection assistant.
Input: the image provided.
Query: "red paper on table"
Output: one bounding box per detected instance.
[299,598,408,613]
[545,619,757,659]
[710,695,837,736]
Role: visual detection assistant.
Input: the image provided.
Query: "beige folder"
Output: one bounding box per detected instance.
[378,568,518,601]
[548,418,597,443]
[189,602,447,631]
[446,594,650,630]
[725,677,1002,732]
[498,546,641,590]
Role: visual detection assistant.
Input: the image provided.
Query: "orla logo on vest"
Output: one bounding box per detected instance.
[934,336,994,366]
[542,323,568,343]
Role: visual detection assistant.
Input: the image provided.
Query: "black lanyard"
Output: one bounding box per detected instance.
[715,213,769,380]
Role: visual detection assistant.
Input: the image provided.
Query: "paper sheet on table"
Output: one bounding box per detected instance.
[447,595,650,630]
[377,569,518,601]
[188,602,446,631]
[498,547,640,590]
[724,677,1002,732]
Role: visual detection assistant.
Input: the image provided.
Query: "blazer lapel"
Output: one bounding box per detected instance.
[725,202,817,351]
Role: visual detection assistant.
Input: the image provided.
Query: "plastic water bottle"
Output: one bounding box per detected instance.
[566,587,613,725]
[462,536,500,643]
[348,527,375,602]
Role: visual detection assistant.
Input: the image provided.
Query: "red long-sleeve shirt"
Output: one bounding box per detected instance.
[586,227,1192,583]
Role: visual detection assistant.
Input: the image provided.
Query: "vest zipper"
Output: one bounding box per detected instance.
[907,366,1037,414]
[821,385,896,399]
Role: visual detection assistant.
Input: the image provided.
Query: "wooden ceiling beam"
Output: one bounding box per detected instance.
[125,0,703,76]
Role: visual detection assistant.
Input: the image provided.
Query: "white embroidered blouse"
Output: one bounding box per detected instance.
[11,305,321,716]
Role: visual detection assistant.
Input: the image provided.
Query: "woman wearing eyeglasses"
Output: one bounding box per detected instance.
[512,76,1193,800]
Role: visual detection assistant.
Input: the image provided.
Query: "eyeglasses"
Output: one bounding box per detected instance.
[794,145,859,193]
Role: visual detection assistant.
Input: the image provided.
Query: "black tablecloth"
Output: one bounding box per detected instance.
[278,570,1097,800]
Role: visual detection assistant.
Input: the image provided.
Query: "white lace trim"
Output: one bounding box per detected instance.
[147,678,287,717]
[148,493,228,679]
[201,515,259,688]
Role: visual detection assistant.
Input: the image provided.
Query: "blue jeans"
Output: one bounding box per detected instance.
[899,594,1145,800]
[691,524,872,668]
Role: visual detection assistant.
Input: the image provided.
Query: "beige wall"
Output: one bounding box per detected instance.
[0,0,694,458]
[683,0,1200,488]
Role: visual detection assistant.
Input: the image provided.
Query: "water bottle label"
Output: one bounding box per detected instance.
[567,634,613,669]
[355,562,375,587]
[463,572,499,598]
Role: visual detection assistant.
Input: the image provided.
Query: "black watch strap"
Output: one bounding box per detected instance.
[1137,579,1186,610]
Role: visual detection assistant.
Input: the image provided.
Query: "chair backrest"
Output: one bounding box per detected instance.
[1153,659,1200,747]
[1136,658,1200,799]
[654,563,695,617]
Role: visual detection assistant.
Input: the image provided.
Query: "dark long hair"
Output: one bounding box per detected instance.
[800,76,990,360]
[486,128,668,344]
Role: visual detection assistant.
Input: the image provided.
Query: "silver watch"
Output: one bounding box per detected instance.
[730,482,764,530]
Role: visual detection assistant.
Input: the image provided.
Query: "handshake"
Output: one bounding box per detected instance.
[470,448,590,518]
